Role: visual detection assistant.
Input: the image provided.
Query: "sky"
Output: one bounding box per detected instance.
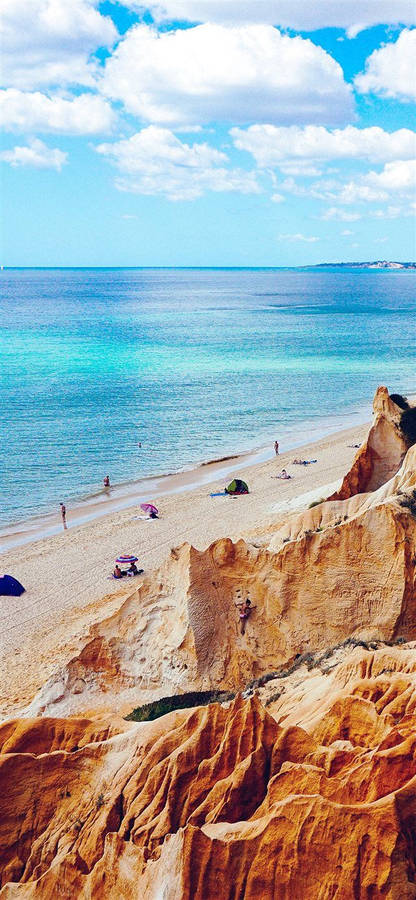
[0,1,415,266]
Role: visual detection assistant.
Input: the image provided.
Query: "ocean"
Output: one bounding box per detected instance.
[1,267,415,529]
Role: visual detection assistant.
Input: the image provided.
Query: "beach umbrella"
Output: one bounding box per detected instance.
[140,503,158,516]
[116,554,138,565]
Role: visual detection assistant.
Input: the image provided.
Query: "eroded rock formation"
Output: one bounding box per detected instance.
[27,445,416,719]
[329,386,409,500]
[2,387,416,898]
[2,642,416,898]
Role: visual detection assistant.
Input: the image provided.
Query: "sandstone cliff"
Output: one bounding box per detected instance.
[27,444,416,719]
[1,640,416,898]
[329,386,409,500]
[2,387,416,899]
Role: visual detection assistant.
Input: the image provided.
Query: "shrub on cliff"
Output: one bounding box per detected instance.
[125,689,235,722]
[399,489,416,517]
[400,406,416,444]
[390,393,409,410]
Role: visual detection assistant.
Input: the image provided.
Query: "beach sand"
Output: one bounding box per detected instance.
[0,421,369,718]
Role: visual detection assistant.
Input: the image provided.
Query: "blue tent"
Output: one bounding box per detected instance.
[0,574,25,596]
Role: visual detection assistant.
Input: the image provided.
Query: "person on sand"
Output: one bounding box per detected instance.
[127,561,139,576]
[113,564,123,578]
[273,469,292,480]
[274,440,279,455]
[59,502,67,529]
[103,475,110,488]
[235,598,256,635]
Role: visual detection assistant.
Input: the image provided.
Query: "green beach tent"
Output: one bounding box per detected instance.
[225,478,249,495]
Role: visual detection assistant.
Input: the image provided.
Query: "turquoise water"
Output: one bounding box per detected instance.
[1,267,415,527]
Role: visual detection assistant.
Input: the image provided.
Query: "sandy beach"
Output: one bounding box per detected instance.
[0,419,372,719]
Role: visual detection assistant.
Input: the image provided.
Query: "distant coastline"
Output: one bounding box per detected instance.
[1,262,415,270]
[313,260,416,269]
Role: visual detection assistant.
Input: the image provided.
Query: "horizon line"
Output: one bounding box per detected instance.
[1,261,415,271]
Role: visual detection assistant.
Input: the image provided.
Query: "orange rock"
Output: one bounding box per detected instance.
[26,455,416,718]
[329,386,409,501]
[2,666,416,898]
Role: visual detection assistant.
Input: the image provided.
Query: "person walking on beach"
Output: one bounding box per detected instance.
[103,475,110,488]
[274,441,279,455]
[59,502,67,530]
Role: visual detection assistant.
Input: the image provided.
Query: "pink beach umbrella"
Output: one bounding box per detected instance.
[116,554,138,565]
[140,503,158,516]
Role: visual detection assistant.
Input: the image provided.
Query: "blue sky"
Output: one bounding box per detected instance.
[1,1,415,266]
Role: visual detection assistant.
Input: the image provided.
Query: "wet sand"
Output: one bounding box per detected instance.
[0,420,371,719]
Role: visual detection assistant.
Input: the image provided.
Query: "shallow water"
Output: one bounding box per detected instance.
[1,267,415,527]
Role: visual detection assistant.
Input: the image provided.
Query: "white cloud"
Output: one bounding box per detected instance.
[0,0,117,90]
[231,125,416,169]
[132,2,416,35]
[0,138,67,169]
[355,29,416,100]
[341,229,354,235]
[371,206,402,218]
[96,125,260,200]
[0,89,115,134]
[278,232,319,242]
[271,192,285,202]
[339,159,416,204]
[101,23,353,126]
[323,208,362,221]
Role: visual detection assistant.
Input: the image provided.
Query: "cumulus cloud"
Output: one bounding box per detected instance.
[0,89,115,134]
[231,125,416,169]
[278,232,319,242]
[96,125,260,200]
[339,159,416,204]
[0,138,67,169]
[0,0,117,89]
[131,1,416,36]
[101,24,353,126]
[355,29,416,101]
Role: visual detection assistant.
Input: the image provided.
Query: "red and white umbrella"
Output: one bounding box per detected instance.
[140,503,158,516]
[116,554,138,565]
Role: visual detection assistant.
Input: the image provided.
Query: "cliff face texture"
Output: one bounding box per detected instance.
[28,442,416,720]
[1,646,416,898]
[329,386,409,501]
[2,387,416,899]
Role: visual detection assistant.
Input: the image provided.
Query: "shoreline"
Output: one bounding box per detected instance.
[0,415,373,718]
[0,402,374,554]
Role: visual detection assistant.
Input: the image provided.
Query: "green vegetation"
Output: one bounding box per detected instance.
[399,489,416,517]
[308,498,325,508]
[400,407,416,445]
[125,689,235,722]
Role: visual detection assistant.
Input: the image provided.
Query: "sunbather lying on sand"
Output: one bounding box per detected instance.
[292,458,317,465]
[272,469,292,480]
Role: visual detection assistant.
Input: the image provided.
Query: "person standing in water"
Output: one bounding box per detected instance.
[274,441,279,455]
[59,502,67,530]
[103,475,110,488]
